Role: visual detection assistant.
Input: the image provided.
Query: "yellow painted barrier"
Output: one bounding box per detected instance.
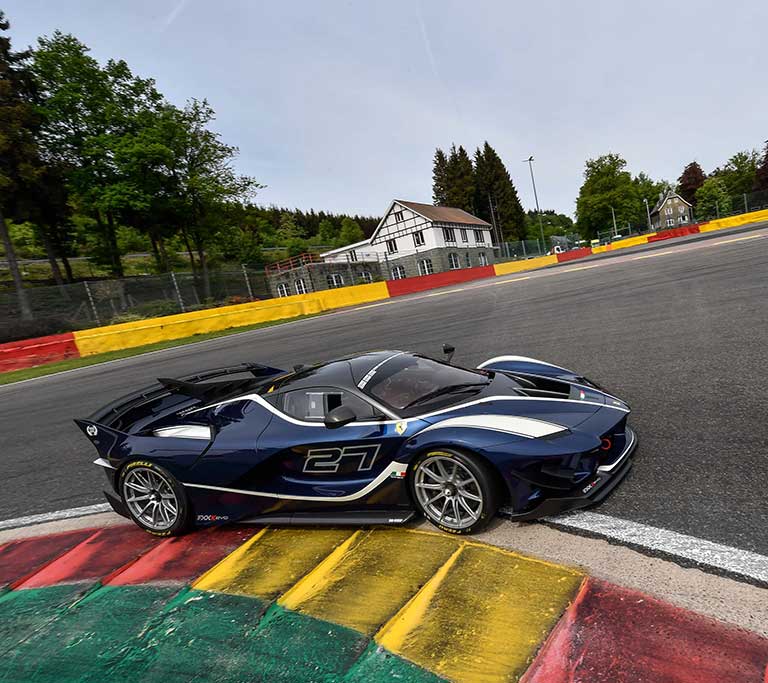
[699,208,768,232]
[73,281,390,357]
[493,254,558,276]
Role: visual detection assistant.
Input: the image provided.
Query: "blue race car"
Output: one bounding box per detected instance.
[76,348,636,536]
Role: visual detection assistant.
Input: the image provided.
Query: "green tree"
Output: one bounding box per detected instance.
[338,217,364,246]
[474,142,526,241]
[445,144,475,212]
[695,177,732,219]
[432,148,449,206]
[575,154,637,238]
[677,161,706,206]
[32,32,164,276]
[632,172,666,229]
[277,211,302,242]
[317,218,336,244]
[168,99,261,299]
[753,141,768,192]
[0,12,41,319]
[712,151,758,197]
[525,210,574,241]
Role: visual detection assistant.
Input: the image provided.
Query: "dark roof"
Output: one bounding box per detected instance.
[395,200,491,227]
[650,188,692,215]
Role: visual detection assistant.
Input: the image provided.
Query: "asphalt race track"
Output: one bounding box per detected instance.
[1,230,767,556]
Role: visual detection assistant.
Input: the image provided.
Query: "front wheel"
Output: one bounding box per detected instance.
[409,449,499,535]
[119,461,191,536]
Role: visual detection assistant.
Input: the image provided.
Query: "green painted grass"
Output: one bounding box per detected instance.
[0,312,321,386]
[0,585,446,683]
[0,584,180,683]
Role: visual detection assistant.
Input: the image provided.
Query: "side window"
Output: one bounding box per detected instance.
[280,387,378,421]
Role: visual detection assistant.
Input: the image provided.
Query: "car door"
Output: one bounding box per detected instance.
[253,385,421,506]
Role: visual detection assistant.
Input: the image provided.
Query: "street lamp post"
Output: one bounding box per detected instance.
[524,156,546,253]
[643,198,652,232]
[610,206,618,238]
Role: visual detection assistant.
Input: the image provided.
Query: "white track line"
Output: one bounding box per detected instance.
[545,511,768,584]
[2,501,766,586]
[0,503,112,531]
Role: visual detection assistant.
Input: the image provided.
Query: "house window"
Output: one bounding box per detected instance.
[665,207,673,215]
[443,227,456,243]
[358,271,372,284]
[678,206,685,214]
[386,238,398,253]
[478,252,488,266]
[348,250,358,262]
[391,265,406,280]
[460,228,468,243]
[393,210,404,223]
[413,231,425,247]
[418,258,433,276]
[295,279,307,295]
[448,253,460,270]
[666,218,674,227]
[327,273,345,288]
[276,283,289,298]
[474,230,485,243]
[465,252,472,268]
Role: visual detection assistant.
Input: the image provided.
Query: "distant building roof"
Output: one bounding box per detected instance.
[651,187,692,215]
[395,199,491,227]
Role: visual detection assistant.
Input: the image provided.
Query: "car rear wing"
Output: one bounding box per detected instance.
[87,363,284,431]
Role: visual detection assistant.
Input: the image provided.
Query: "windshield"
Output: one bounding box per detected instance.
[364,355,489,412]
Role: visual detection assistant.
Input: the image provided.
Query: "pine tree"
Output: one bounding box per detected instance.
[677,161,706,206]
[432,148,449,205]
[753,141,768,192]
[445,145,475,213]
[473,142,526,241]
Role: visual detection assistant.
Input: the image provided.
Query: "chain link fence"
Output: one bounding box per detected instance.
[0,267,271,344]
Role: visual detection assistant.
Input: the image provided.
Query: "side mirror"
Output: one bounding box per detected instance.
[442,343,455,364]
[324,405,357,429]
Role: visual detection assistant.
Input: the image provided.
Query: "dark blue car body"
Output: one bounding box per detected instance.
[76,351,637,531]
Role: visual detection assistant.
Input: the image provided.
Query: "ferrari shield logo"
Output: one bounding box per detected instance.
[395,421,407,435]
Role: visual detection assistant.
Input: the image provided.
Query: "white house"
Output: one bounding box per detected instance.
[321,199,495,278]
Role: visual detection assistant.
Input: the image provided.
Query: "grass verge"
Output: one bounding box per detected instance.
[0,312,321,386]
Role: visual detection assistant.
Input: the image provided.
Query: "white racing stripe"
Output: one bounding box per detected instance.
[545,511,768,584]
[0,503,112,531]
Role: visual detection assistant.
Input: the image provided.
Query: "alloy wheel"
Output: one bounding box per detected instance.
[122,466,179,531]
[413,454,484,530]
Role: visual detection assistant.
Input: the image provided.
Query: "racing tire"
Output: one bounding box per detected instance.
[119,460,191,537]
[409,448,499,535]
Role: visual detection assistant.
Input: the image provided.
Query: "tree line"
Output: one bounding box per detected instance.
[0,13,376,319]
[575,142,768,238]
[431,143,573,243]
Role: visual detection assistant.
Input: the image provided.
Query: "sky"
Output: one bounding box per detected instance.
[4,0,767,218]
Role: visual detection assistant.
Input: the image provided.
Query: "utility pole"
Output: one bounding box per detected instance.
[524,156,546,250]
[643,198,652,232]
[610,206,618,237]
[487,193,503,250]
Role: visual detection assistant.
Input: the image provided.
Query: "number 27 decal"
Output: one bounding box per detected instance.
[303,444,380,474]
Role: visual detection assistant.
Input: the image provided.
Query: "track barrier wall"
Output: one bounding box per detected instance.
[5,208,768,373]
[385,265,495,296]
[0,332,79,373]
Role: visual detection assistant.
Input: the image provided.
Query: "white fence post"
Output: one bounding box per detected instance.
[241,264,254,301]
[83,281,101,325]
[170,272,186,312]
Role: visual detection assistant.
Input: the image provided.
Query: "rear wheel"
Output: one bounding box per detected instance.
[119,461,190,536]
[410,449,499,535]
